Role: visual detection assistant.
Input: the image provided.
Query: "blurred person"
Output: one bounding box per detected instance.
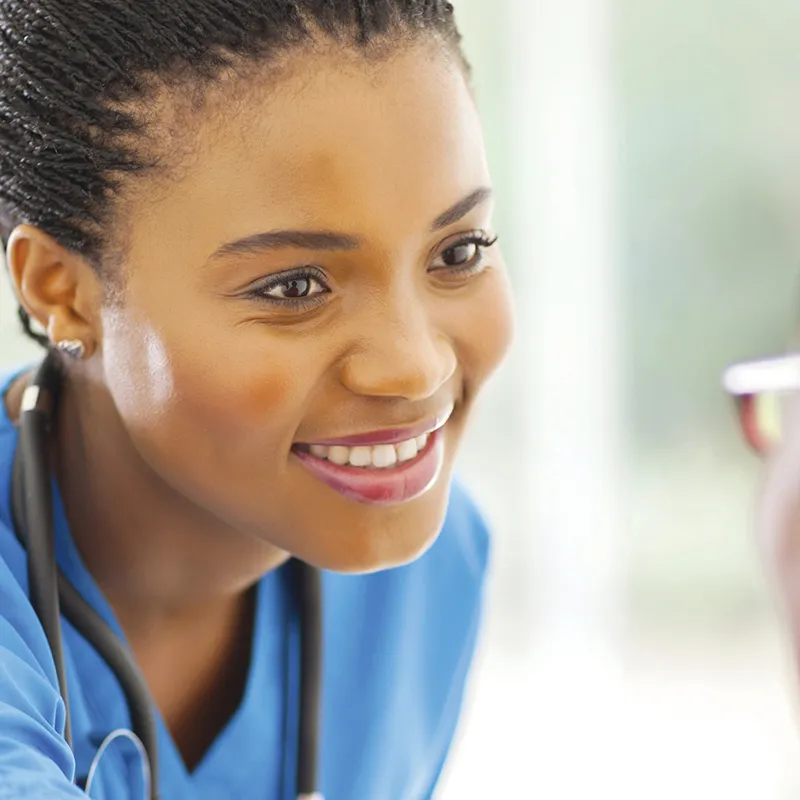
[0,1,514,798]
[725,355,800,679]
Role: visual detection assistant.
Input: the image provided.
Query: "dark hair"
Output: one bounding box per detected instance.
[0,0,465,345]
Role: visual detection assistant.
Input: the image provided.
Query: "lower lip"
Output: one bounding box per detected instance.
[292,428,446,506]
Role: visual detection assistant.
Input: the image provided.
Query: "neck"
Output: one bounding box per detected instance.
[50,368,289,624]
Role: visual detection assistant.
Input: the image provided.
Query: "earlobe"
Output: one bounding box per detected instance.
[6,224,100,357]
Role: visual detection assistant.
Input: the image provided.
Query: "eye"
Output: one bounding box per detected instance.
[243,267,331,311]
[430,232,498,274]
[439,242,480,267]
[263,275,326,300]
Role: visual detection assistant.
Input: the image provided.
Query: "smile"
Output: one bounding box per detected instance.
[301,433,431,470]
[291,407,453,505]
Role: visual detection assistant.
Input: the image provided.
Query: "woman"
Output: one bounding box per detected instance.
[0,1,514,798]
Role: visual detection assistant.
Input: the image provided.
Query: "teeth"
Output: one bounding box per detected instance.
[396,439,418,462]
[304,434,431,469]
[348,446,372,468]
[328,446,350,466]
[372,444,398,468]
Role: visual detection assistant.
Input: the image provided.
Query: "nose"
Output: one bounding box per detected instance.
[339,304,457,402]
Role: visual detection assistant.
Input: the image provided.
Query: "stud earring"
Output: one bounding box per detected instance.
[55,339,87,360]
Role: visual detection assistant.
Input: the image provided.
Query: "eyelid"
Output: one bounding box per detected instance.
[242,264,330,294]
[433,228,497,254]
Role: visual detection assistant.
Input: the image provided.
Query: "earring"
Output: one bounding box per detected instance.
[55,339,87,360]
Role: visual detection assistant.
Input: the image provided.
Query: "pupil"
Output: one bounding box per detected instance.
[284,279,310,298]
[444,244,475,266]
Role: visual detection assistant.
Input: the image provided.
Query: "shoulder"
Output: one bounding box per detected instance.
[0,367,56,679]
[0,394,20,535]
[0,510,63,698]
[0,365,22,551]
[0,362,37,534]
[0,413,51,663]
[0,518,77,792]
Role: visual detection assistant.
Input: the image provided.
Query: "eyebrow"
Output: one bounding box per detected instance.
[430,187,494,231]
[210,186,494,260]
[212,230,361,259]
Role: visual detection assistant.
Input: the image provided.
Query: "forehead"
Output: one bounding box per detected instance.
[126,44,490,258]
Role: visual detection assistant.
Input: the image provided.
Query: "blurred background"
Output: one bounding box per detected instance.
[2,0,800,797]
[443,0,800,797]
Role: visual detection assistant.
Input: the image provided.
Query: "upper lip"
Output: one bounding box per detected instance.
[299,404,455,448]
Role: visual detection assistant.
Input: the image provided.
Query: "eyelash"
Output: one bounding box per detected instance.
[244,231,499,311]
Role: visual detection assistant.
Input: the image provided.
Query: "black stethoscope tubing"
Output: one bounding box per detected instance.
[10,350,323,800]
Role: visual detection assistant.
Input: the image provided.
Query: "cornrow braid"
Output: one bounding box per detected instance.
[0,0,465,345]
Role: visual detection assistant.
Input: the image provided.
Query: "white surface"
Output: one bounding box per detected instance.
[441,628,800,799]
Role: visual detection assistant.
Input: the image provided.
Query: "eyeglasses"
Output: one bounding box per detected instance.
[723,355,800,454]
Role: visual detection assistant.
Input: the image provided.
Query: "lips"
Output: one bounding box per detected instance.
[298,404,454,448]
[292,427,446,506]
[290,405,454,506]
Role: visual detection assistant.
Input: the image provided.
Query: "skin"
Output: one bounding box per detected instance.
[5,40,514,767]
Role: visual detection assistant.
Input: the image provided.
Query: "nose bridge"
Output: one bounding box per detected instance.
[340,290,456,401]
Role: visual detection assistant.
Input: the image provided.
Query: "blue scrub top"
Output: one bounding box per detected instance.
[0,368,490,799]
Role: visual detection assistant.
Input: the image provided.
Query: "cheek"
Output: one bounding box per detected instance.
[455,268,515,386]
[100,310,175,424]
[99,304,307,450]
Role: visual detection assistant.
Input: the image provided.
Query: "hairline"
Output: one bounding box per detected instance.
[96,30,470,287]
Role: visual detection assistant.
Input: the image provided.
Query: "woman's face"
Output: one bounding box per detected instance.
[97,43,514,573]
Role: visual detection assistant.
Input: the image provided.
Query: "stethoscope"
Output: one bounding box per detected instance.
[10,350,324,800]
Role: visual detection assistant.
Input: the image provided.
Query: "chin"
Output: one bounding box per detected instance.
[335,532,439,575]
[309,490,451,575]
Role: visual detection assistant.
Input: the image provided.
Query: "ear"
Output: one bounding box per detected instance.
[5,225,103,357]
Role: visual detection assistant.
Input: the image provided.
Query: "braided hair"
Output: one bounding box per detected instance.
[0,0,465,344]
